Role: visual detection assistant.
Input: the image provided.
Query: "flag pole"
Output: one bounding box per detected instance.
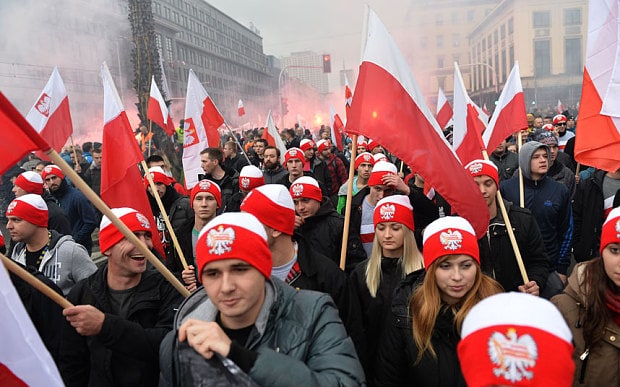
[147,121,153,158]
[518,131,524,207]
[69,135,81,172]
[223,122,251,165]
[1,253,74,309]
[482,150,529,285]
[141,160,188,270]
[339,134,358,271]
[46,149,190,298]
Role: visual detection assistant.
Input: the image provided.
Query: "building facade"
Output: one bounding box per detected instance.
[280,51,329,95]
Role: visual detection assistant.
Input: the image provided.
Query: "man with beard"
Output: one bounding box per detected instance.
[42,165,97,254]
[262,145,288,184]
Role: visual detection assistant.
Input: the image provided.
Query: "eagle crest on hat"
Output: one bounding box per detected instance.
[363,154,371,161]
[380,204,396,220]
[439,229,463,250]
[289,149,298,157]
[207,225,235,255]
[241,177,250,189]
[6,201,17,214]
[488,328,538,383]
[199,180,212,190]
[469,162,483,174]
[291,184,304,197]
[615,219,620,238]
[136,213,151,229]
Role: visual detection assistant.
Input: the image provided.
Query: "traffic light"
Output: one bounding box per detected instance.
[323,54,331,73]
[281,97,289,115]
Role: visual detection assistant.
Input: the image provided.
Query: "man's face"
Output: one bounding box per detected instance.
[320,131,330,140]
[530,148,549,178]
[92,152,102,168]
[263,149,279,170]
[357,162,373,181]
[34,164,45,175]
[543,117,552,125]
[473,175,497,208]
[6,216,38,242]
[286,159,304,178]
[493,140,507,155]
[356,146,367,154]
[294,197,321,219]
[369,184,394,205]
[371,146,384,155]
[533,117,543,129]
[303,148,314,160]
[148,182,167,198]
[548,144,559,163]
[193,192,218,221]
[44,175,62,192]
[201,259,266,329]
[105,231,152,276]
[253,141,265,156]
[295,127,304,136]
[320,147,331,159]
[223,145,234,158]
[200,155,217,174]
[555,121,567,135]
[148,160,166,170]
[567,118,575,129]
[11,184,28,198]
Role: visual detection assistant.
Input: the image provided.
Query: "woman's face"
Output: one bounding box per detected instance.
[376,222,405,258]
[602,243,620,287]
[434,254,477,305]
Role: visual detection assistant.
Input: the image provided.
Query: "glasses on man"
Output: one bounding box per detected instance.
[555,123,566,126]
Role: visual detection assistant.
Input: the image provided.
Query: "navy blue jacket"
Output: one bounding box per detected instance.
[52,180,97,254]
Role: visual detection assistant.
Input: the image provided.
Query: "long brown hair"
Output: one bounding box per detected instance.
[581,258,615,348]
[410,255,503,362]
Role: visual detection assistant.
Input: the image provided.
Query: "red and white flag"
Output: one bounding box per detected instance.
[26,67,73,154]
[575,0,620,172]
[452,62,486,165]
[100,63,164,256]
[482,62,528,152]
[262,110,287,163]
[238,99,245,117]
[147,76,175,135]
[182,69,224,188]
[329,104,345,151]
[344,73,353,120]
[482,103,490,116]
[0,258,64,387]
[436,87,453,129]
[557,99,565,114]
[346,8,489,238]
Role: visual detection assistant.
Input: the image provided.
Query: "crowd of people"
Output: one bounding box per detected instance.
[2,109,620,386]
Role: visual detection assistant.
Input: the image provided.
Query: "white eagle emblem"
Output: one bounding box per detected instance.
[136,213,151,229]
[241,177,250,189]
[488,328,538,383]
[207,225,235,255]
[615,219,620,238]
[289,149,299,157]
[439,229,463,250]
[35,93,51,117]
[291,183,304,197]
[363,154,371,162]
[380,204,396,220]
[468,162,483,174]
[199,180,212,190]
[6,201,17,214]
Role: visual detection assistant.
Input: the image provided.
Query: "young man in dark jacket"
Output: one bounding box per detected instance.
[200,147,240,211]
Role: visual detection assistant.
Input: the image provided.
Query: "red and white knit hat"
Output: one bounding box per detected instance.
[99,207,152,254]
[299,139,315,152]
[240,184,296,235]
[14,171,44,195]
[367,139,381,152]
[316,139,330,153]
[355,152,375,169]
[284,147,306,164]
[196,212,271,280]
[600,207,620,255]
[41,165,64,181]
[356,137,368,150]
[368,160,397,186]
[422,216,479,269]
[238,165,265,191]
[0,229,4,249]
[144,166,171,188]
[373,153,389,163]
[542,123,555,132]
[290,176,322,203]
[6,194,48,227]
[374,195,414,231]
[464,159,499,187]
[553,114,567,125]
[190,179,222,208]
[458,292,574,387]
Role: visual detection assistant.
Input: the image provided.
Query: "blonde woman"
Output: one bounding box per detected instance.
[375,216,503,386]
[349,195,424,382]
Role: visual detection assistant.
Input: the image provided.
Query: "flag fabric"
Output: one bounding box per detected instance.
[100,63,164,256]
[344,73,353,120]
[262,110,288,163]
[452,62,486,165]
[345,7,489,238]
[25,67,73,153]
[238,99,245,117]
[482,103,490,116]
[557,99,565,114]
[575,0,620,172]
[435,87,454,129]
[147,76,175,135]
[482,62,528,152]
[329,104,345,151]
[182,69,224,189]
[0,259,64,387]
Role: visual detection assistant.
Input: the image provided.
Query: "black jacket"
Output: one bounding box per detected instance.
[489,150,519,182]
[572,169,607,262]
[263,164,288,184]
[203,167,239,212]
[478,199,549,291]
[59,265,183,387]
[223,153,248,174]
[374,270,466,387]
[43,191,72,236]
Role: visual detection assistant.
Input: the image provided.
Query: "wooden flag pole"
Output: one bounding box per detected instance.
[339,134,358,271]
[69,135,80,171]
[141,160,188,270]
[46,149,190,298]
[1,253,74,309]
[518,131,525,208]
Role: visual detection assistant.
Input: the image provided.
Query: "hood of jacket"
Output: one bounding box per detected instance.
[518,141,550,180]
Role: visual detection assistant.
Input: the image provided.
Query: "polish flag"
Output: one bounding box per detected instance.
[575,0,620,172]
[482,62,528,152]
[557,99,565,114]
[182,69,224,189]
[100,63,164,256]
[147,76,175,135]
[453,62,486,165]
[26,67,73,154]
[0,258,64,387]
[482,103,490,116]
[238,99,245,117]
[262,110,287,163]
[436,88,454,129]
[344,73,353,120]
[346,8,489,238]
[329,104,345,151]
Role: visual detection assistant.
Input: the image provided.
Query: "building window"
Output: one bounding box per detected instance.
[534,40,551,75]
[467,10,475,22]
[509,46,514,68]
[437,35,444,48]
[437,56,444,68]
[501,24,506,40]
[564,8,581,25]
[166,37,173,62]
[565,37,582,74]
[452,33,460,47]
[437,76,445,91]
[533,11,550,28]
[508,18,514,34]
